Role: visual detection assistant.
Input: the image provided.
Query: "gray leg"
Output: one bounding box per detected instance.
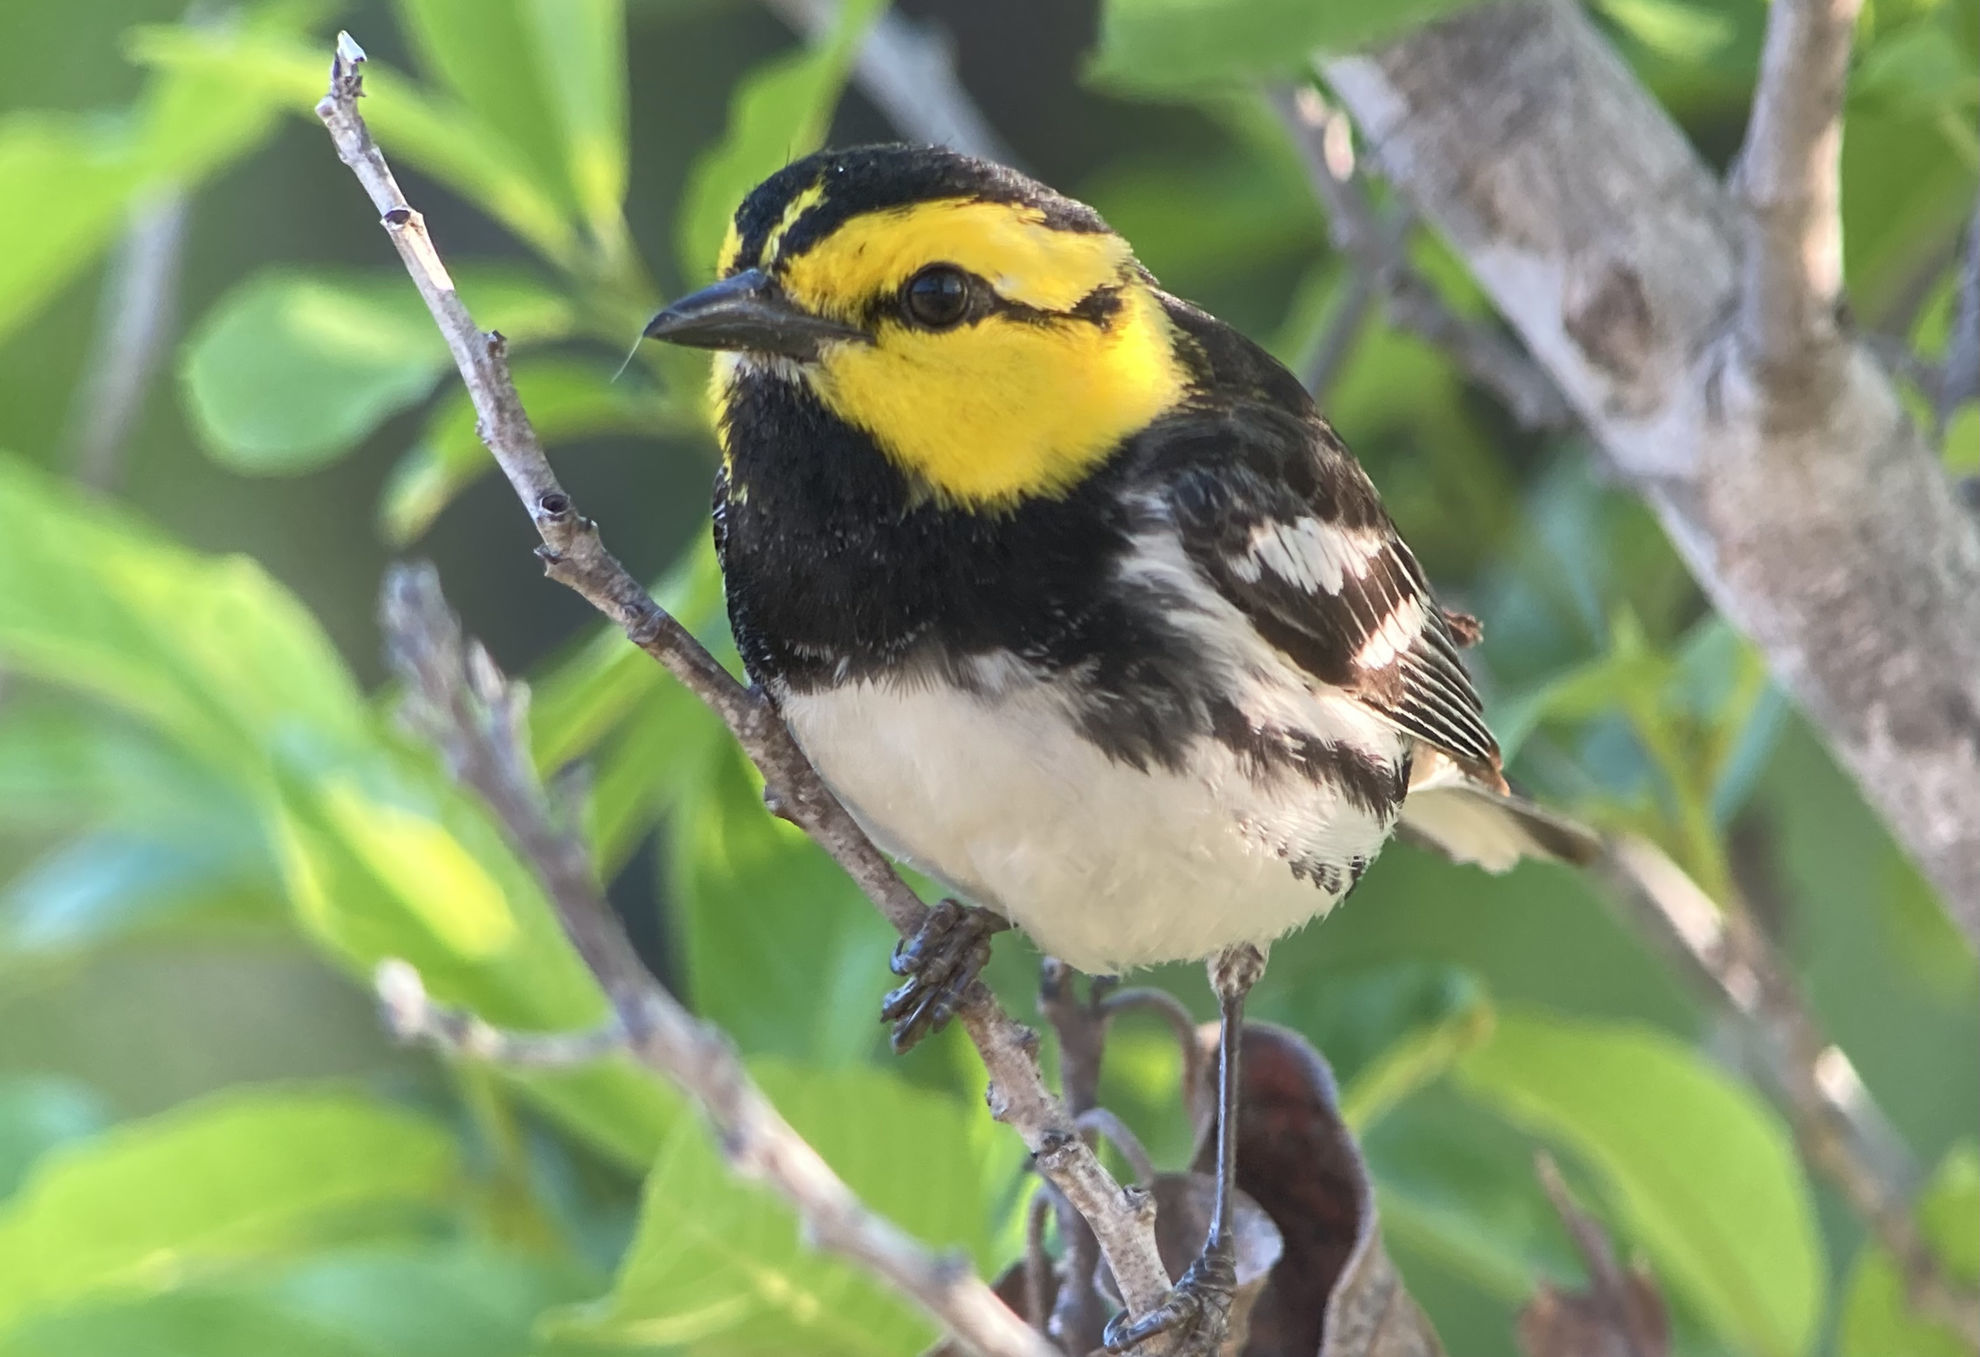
[1103,943,1266,1353]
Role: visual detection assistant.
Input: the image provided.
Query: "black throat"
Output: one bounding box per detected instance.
[711,366,1225,770]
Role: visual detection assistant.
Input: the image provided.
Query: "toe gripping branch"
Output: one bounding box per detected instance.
[881,899,1009,1052]
[1101,1240,1239,1353]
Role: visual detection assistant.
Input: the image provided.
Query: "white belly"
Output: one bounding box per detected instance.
[776,667,1403,973]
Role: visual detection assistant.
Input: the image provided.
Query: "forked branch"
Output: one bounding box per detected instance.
[378,568,1052,1357]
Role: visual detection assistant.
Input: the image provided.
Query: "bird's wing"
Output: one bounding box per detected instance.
[1154,402,1506,789]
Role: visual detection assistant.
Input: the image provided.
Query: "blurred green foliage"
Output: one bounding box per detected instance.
[0,0,1973,1354]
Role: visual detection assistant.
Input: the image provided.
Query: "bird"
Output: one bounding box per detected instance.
[643,144,1596,1352]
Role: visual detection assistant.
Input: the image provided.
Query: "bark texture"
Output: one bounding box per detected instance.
[1326,2,1980,938]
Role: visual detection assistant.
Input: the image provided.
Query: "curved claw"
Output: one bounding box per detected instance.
[1102,1242,1237,1354]
[880,900,1007,1053]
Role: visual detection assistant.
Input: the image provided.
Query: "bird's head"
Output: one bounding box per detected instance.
[644,145,1188,509]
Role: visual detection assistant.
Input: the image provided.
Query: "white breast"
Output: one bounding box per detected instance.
[776,660,1403,974]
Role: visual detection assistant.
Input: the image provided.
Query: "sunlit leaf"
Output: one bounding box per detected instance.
[1839,1142,1979,1357]
[0,1079,108,1205]
[0,1088,460,1332]
[0,458,675,1169]
[555,1061,1017,1355]
[0,455,364,769]
[1592,0,1738,63]
[1457,1011,1823,1357]
[182,267,575,475]
[127,25,581,266]
[0,3,310,344]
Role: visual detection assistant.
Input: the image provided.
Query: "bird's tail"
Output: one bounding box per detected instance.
[1399,750,1601,872]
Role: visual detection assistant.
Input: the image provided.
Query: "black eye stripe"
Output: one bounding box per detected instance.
[867,276,1126,331]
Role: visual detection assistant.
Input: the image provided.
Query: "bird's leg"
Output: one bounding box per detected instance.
[880,898,1009,1052]
[1103,942,1265,1355]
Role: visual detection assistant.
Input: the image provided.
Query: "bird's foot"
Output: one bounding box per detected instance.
[880,899,1007,1052]
[1102,1238,1237,1355]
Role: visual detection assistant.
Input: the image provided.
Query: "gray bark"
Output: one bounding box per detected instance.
[1325,2,1980,940]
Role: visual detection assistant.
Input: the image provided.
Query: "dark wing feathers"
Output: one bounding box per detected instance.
[1145,296,1502,782]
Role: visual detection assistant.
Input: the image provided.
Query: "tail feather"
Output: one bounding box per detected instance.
[1400,750,1601,872]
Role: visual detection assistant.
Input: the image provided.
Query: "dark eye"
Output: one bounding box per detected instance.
[903,265,971,329]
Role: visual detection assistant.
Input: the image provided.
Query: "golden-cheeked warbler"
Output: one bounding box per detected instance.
[644,144,1595,1351]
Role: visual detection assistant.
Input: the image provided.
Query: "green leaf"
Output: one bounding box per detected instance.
[127,25,582,267]
[1592,0,1738,64]
[1840,1142,1979,1357]
[1334,968,1496,1133]
[0,827,275,971]
[1853,21,1980,117]
[0,1087,460,1332]
[557,1061,1017,1354]
[0,694,237,836]
[0,455,365,769]
[675,0,888,282]
[380,356,676,544]
[0,1292,375,1357]
[261,1245,593,1357]
[669,743,898,1063]
[0,3,309,344]
[182,267,575,475]
[1456,1011,1823,1357]
[0,1244,585,1357]
[1087,0,1482,93]
[392,0,576,213]
[0,1080,108,1205]
[1364,1084,1580,1304]
[521,0,630,243]
[0,458,675,1170]
[530,538,729,771]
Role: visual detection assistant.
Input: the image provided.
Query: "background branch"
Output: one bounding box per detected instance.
[1601,837,1980,1345]
[65,188,188,491]
[1734,0,1859,373]
[311,31,1178,1336]
[377,566,1053,1357]
[1271,83,1574,429]
[1322,0,1980,938]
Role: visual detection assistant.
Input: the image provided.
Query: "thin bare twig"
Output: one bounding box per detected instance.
[1602,836,1980,1347]
[1733,0,1859,374]
[378,565,1052,1357]
[311,29,1175,1335]
[67,189,188,490]
[1272,83,1574,430]
[764,0,1019,166]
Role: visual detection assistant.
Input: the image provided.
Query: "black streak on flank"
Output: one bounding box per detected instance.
[1207,698,1408,820]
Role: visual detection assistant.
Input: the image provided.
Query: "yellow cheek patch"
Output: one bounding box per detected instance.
[779,199,1135,319]
[809,286,1186,507]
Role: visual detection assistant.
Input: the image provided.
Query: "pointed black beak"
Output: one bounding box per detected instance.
[642,269,867,360]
